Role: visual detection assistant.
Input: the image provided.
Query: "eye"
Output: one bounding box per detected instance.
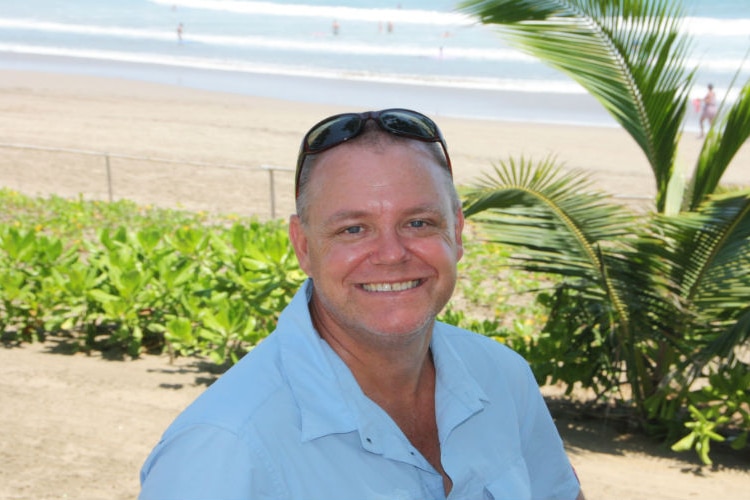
[409,219,428,228]
[343,225,363,234]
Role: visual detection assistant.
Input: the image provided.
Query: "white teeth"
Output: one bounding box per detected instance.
[362,280,420,292]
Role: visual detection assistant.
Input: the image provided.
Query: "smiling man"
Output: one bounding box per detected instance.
[139,109,583,500]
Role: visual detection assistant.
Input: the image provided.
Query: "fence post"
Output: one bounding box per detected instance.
[268,167,276,219]
[0,144,299,213]
[105,154,113,202]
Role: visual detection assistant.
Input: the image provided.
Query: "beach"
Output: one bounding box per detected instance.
[3,69,748,218]
[1,69,749,499]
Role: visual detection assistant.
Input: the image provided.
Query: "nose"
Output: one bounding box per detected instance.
[369,228,408,264]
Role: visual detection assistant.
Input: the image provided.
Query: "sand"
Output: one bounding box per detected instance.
[2,70,747,219]
[0,70,748,499]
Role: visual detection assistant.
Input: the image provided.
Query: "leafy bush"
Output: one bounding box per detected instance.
[1,189,550,366]
[0,189,305,363]
[459,0,750,464]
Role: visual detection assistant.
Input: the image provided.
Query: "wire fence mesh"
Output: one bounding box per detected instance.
[0,142,295,220]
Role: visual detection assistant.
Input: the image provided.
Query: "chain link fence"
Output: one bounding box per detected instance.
[0,142,295,220]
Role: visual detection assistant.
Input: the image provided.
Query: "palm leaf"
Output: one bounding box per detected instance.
[462,156,641,318]
[458,0,695,211]
[462,157,685,406]
[464,157,637,269]
[654,191,750,362]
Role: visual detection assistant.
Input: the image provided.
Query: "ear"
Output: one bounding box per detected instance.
[289,214,312,276]
[454,208,465,262]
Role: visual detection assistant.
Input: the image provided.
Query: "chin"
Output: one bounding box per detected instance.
[369,315,435,339]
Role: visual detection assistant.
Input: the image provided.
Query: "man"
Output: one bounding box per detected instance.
[139,108,583,499]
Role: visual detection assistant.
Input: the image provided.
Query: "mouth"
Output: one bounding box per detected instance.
[361,279,422,293]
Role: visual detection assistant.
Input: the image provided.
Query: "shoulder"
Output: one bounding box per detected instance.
[436,321,529,368]
[140,334,293,497]
[434,321,536,393]
[168,333,289,435]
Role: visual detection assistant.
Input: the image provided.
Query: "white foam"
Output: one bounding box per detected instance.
[683,16,750,37]
[0,18,534,62]
[0,43,585,94]
[0,19,174,41]
[150,0,474,25]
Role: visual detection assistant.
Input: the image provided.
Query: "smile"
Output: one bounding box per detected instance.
[361,280,421,292]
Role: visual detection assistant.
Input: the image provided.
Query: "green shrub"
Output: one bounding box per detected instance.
[0,189,304,363]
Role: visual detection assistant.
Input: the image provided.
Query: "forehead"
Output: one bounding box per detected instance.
[306,140,451,211]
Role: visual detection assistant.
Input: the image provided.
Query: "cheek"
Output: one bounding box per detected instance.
[409,238,458,265]
[309,241,363,276]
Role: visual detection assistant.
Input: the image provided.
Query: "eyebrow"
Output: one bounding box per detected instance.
[323,209,369,226]
[322,204,445,226]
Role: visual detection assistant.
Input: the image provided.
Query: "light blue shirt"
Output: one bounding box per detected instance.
[140,279,580,500]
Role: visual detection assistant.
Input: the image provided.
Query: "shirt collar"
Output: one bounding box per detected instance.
[431,322,490,442]
[278,279,489,444]
[278,280,356,441]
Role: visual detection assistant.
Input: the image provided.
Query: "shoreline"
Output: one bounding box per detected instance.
[0,50,620,127]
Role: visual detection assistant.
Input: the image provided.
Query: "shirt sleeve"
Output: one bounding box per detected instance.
[517,361,581,500]
[139,424,283,500]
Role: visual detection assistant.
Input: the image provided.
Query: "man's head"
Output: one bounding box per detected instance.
[295,109,453,221]
[289,109,463,346]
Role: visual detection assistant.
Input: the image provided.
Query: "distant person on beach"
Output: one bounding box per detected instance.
[138,108,584,500]
[332,19,339,36]
[699,83,717,137]
[176,23,183,43]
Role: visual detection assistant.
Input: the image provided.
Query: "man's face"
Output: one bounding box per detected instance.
[290,139,464,347]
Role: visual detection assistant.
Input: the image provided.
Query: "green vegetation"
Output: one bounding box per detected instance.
[0,189,546,363]
[459,0,750,464]
[0,190,305,365]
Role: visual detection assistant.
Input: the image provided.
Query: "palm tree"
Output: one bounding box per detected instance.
[457,0,750,462]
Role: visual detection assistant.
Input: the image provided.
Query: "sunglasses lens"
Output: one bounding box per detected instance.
[296,109,451,199]
[306,115,363,151]
[380,110,437,139]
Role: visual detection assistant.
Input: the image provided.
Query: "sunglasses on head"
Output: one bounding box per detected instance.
[295,108,452,198]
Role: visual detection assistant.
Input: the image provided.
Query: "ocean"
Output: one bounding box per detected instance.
[1,0,749,127]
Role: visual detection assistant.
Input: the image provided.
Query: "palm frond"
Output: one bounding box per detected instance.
[700,308,750,363]
[674,192,750,301]
[463,156,638,286]
[458,0,696,211]
[654,192,750,360]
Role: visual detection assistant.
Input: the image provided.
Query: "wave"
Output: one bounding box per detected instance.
[154,0,750,37]
[151,0,472,25]
[3,18,749,72]
[0,18,532,62]
[0,19,176,41]
[2,43,744,103]
[683,16,750,37]
[0,43,585,94]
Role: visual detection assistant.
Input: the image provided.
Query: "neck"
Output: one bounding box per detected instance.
[309,296,434,402]
[309,298,450,495]
[351,344,435,407]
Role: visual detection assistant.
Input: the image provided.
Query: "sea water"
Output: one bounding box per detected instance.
[0,0,748,126]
